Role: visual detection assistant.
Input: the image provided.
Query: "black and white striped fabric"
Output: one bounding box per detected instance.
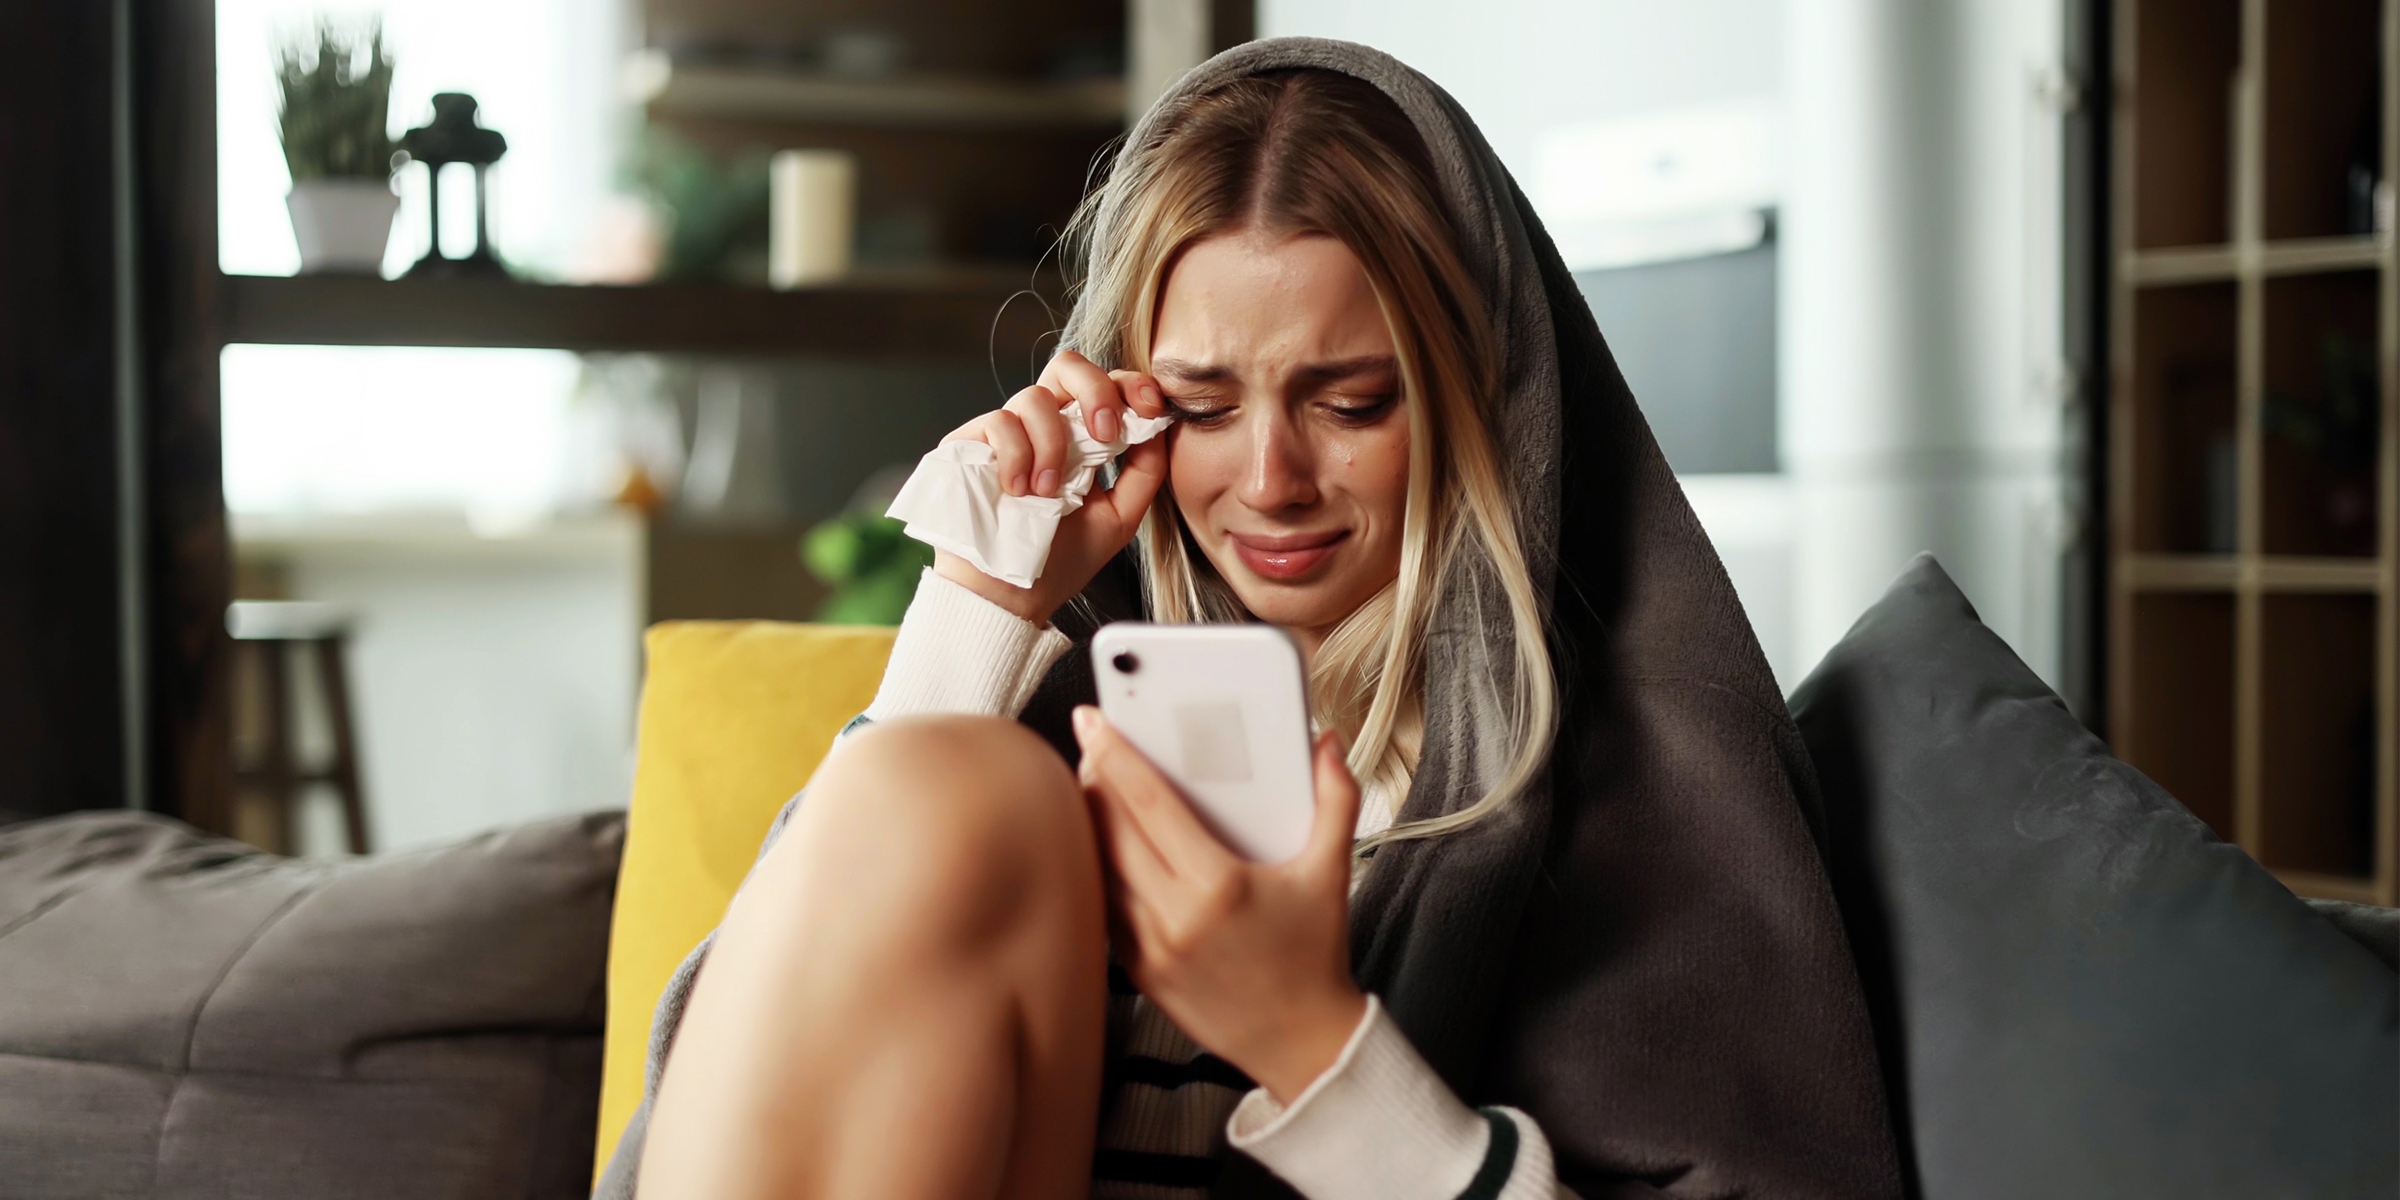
[1092,964,1249,1198]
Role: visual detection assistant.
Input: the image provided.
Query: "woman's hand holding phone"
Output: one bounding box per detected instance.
[930,349,1170,625]
[1071,706,1370,1107]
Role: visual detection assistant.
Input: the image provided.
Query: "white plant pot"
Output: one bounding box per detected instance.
[287,180,400,275]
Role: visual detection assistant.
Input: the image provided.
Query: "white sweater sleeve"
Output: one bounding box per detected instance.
[858,568,1074,723]
[1227,996,1577,1200]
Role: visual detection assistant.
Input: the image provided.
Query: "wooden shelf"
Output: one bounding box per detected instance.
[218,270,1059,360]
[2124,235,2385,285]
[628,52,1125,130]
[2119,554,2386,592]
[2111,0,2398,906]
[2119,554,2242,589]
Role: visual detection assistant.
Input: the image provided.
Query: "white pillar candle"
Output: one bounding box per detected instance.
[769,149,857,289]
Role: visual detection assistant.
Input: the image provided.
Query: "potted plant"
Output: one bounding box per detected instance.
[278,21,400,274]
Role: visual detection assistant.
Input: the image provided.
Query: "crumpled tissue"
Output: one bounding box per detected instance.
[885,403,1174,588]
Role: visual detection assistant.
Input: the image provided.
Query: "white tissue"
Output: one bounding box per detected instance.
[886,404,1174,588]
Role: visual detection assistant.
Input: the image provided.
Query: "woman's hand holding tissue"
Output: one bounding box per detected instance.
[926,350,1171,624]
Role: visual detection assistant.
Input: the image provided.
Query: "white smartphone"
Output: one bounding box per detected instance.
[1090,623,1317,863]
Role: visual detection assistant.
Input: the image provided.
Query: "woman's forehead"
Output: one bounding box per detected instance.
[1152,232,1395,376]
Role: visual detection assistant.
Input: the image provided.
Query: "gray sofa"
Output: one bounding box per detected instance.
[0,810,622,1199]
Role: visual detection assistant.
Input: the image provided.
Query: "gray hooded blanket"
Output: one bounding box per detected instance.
[602,38,1902,1200]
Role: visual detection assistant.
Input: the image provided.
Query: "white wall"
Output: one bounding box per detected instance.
[1781,0,2076,692]
[1682,474,1800,685]
[1261,0,1783,186]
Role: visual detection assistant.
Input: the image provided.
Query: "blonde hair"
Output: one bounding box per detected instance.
[1061,69,1556,851]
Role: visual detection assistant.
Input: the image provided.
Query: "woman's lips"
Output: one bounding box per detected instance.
[1227,530,1349,580]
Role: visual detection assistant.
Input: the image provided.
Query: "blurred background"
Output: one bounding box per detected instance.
[4,1,2391,904]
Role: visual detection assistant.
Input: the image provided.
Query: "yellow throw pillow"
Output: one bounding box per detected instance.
[595,621,896,1181]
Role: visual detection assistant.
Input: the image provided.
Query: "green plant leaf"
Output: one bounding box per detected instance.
[277,19,397,181]
[802,519,866,582]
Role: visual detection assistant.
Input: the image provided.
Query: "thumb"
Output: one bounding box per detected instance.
[1096,438,1167,534]
[1303,730,1363,872]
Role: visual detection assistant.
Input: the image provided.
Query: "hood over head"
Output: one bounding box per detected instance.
[1065,38,1906,1199]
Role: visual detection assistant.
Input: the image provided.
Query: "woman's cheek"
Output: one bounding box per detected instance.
[1347,425,1411,522]
[1168,433,1230,531]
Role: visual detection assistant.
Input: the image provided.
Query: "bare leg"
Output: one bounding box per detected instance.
[639,716,1107,1200]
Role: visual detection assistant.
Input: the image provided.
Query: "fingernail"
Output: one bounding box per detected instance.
[1036,468,1061,496]
[1072,706,1099,740]
[1093,405,1119,441]
[1008,472,1028,495]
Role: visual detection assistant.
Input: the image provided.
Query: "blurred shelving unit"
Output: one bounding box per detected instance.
[2110,0,2399,904]
[219,269,1057,357]
[632,0,1162,269]
[221,0,1263,359]
[627,52,1127,131]
[95,0,1260,835]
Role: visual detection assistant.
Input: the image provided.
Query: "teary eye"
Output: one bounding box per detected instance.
[1325,393,1399,425]
[1164,396,1233,428]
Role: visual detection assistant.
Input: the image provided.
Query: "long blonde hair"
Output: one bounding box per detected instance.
[1061,69,1556,851]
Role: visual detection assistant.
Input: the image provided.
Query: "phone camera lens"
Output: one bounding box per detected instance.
[1111,652,1140,675]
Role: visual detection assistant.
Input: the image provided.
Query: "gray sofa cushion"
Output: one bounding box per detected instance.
[0,809,623,1199]
[2307,898,2400,971]
[1788,554,2397,1199]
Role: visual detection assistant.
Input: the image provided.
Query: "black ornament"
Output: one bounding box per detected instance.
[399,93,509,278]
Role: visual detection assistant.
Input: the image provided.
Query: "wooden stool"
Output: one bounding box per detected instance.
[228,601,371,855]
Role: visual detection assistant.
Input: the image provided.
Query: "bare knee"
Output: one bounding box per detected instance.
[813,715,1085,851]
[754,714,1098,947]
[817,714,1074,809]
[648,715,1104,1200]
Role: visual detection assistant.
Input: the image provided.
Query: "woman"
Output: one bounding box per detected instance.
[601,39,1900,1200]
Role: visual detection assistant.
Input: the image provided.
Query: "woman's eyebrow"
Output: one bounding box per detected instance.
[1293,355,1398,384]
[1149,355,1397,383]
[1148,357,1228,382]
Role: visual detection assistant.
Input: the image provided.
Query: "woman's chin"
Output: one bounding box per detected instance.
[1224,576,1372,634]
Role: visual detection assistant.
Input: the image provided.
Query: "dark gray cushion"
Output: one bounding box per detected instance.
[1790,554,2397,1200]
[2308,898,2400,972]
[0,809,623,1199]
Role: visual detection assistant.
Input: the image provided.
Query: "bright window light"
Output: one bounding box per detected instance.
[222,343,583,519]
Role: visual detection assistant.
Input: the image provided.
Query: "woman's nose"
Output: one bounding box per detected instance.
[1238,413,1320,513]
